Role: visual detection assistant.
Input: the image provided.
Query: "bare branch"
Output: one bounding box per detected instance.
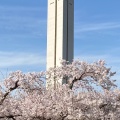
[0,80,19,105]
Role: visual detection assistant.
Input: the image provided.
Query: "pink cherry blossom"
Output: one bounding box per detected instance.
[0,60,120,120]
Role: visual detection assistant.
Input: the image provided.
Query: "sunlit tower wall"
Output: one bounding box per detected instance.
[47,0,74,88]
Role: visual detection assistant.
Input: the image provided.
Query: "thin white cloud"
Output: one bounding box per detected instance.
[0,5,45,11]
[0,17,46,38]
[0,4,47,37]
[75,22,120,33]
[74,54,108,62]
[75,54,120,65]
[0,51,46,68]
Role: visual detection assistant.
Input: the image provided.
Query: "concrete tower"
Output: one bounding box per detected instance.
[47,0,74,88]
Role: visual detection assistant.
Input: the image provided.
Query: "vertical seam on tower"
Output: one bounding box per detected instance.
[66,0,68,61]
[67,0,68,61]
[55,0,57,68]
[54,0,57,89]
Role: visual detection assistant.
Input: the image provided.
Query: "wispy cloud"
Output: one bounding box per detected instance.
[0,5,45,12]
[74,54,108,62]
[75,22,120,33]
[0,51,46,68]
[0,16,46,34]
[0,4,47,38]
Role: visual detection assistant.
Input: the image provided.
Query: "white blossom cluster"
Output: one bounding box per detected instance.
[0,60,119,120]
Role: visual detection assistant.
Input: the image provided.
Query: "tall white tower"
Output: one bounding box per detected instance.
[47,0,74,88]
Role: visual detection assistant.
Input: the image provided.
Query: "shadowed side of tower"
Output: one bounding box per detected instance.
[47,0,74,88]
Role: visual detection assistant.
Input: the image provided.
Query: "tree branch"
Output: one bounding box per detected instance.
[69,72,86,89]
[0,80,19,105]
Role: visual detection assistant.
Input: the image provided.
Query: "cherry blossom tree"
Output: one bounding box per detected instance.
[0,60,120,120]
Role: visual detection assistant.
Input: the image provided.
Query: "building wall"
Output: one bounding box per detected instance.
[47,0,56,70]
[47,0,74,88]
[56,0,74,66]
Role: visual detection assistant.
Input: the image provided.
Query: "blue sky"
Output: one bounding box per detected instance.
[0,0,120,87]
